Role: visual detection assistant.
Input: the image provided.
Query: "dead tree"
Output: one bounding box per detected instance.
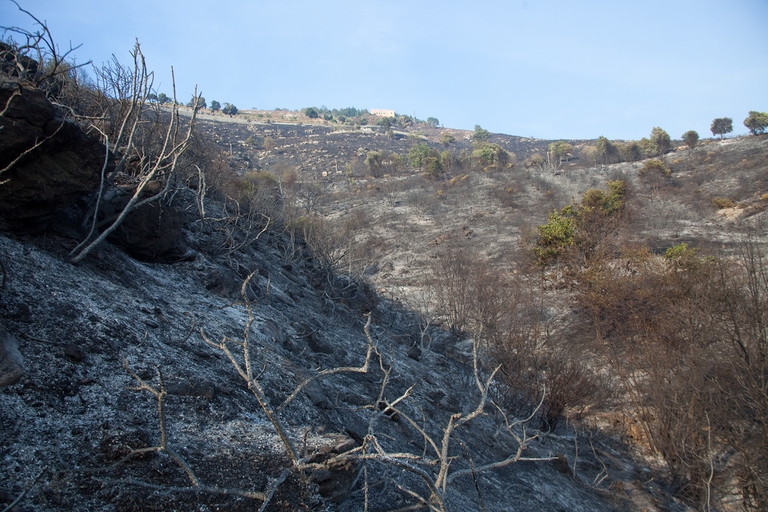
[69,41,199,263]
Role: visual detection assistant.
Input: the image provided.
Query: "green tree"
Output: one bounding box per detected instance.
[365,151,383,177]
[595,136,619,164]
[638,137,657,158]
[157,92,170,104]
[618,141,642,162]
[423,156,443,179]
[711,117,733,139]
[304,107,319,119]
[682,130,699,149]
[547,141,573,165]
[472,125,491,143]
[408,142,442,175]
[471,143,509,169]
[650,127,671,154]
[222,103,238,116]
[187,96,206,110]
[426,117,439,128]
[210,100,221,112]
[439,150,456,171]
[744,111,768,135]
[408,142,430,169]
[377,116,395,129]
[441,133,456,146]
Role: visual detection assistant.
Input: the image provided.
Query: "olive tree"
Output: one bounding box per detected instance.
[547,140,573,166]
[594,136,619,164]
[710,117,733,139]
[743,111,768,135]
[650,127,671,154]
[682,130,699,149]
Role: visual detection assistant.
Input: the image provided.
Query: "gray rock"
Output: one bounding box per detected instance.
[303,380,330,409]
[0,325,23,387]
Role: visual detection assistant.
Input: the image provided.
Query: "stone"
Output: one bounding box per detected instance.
[100,184,195,263]
[302,380,330,409]
[64,343,85,362]
[0,325,24,387]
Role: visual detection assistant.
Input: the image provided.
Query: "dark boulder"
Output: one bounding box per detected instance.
[100,187,196,263]
[0,82,108,231]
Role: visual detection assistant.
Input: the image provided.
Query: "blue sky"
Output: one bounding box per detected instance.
[2,0,766,140]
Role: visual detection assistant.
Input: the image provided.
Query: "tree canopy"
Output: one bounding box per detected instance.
[210,100,221,112]
[408,142,442,178]
[548,141,573,164]
[471,143,509,169]
[711,117,733,139]
[594,136,619,164]
[222,103,238,116]
[744,111,768,135]
[682,130,699,149]
[618,141,642,162]
[365,151,383,177]
[650,127,671,154]
[471,125,491,143]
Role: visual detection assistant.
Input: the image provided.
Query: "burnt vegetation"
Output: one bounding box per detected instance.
[2,8,768,512]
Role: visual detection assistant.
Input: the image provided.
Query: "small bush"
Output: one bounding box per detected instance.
[470,143,510,170]
[711,197,735,209]
[639,158,671,177]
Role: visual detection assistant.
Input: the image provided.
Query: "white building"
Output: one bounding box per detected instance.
[370,109,395,118]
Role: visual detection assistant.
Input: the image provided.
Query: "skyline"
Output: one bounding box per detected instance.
[1,0,767,141]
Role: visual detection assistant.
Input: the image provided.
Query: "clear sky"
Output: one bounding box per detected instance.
[2,0,767,140]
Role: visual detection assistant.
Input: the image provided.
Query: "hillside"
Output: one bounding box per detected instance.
[0,83,656,511]
[2,35,768,511]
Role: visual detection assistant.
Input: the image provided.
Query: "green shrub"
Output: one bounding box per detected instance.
[639,158,671,177]
[533,207,576,266]
[711,197,735,209]
[470,143,509,169]
[533,180,626,267]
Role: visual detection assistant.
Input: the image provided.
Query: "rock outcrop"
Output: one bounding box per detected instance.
[0,81,108,231]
